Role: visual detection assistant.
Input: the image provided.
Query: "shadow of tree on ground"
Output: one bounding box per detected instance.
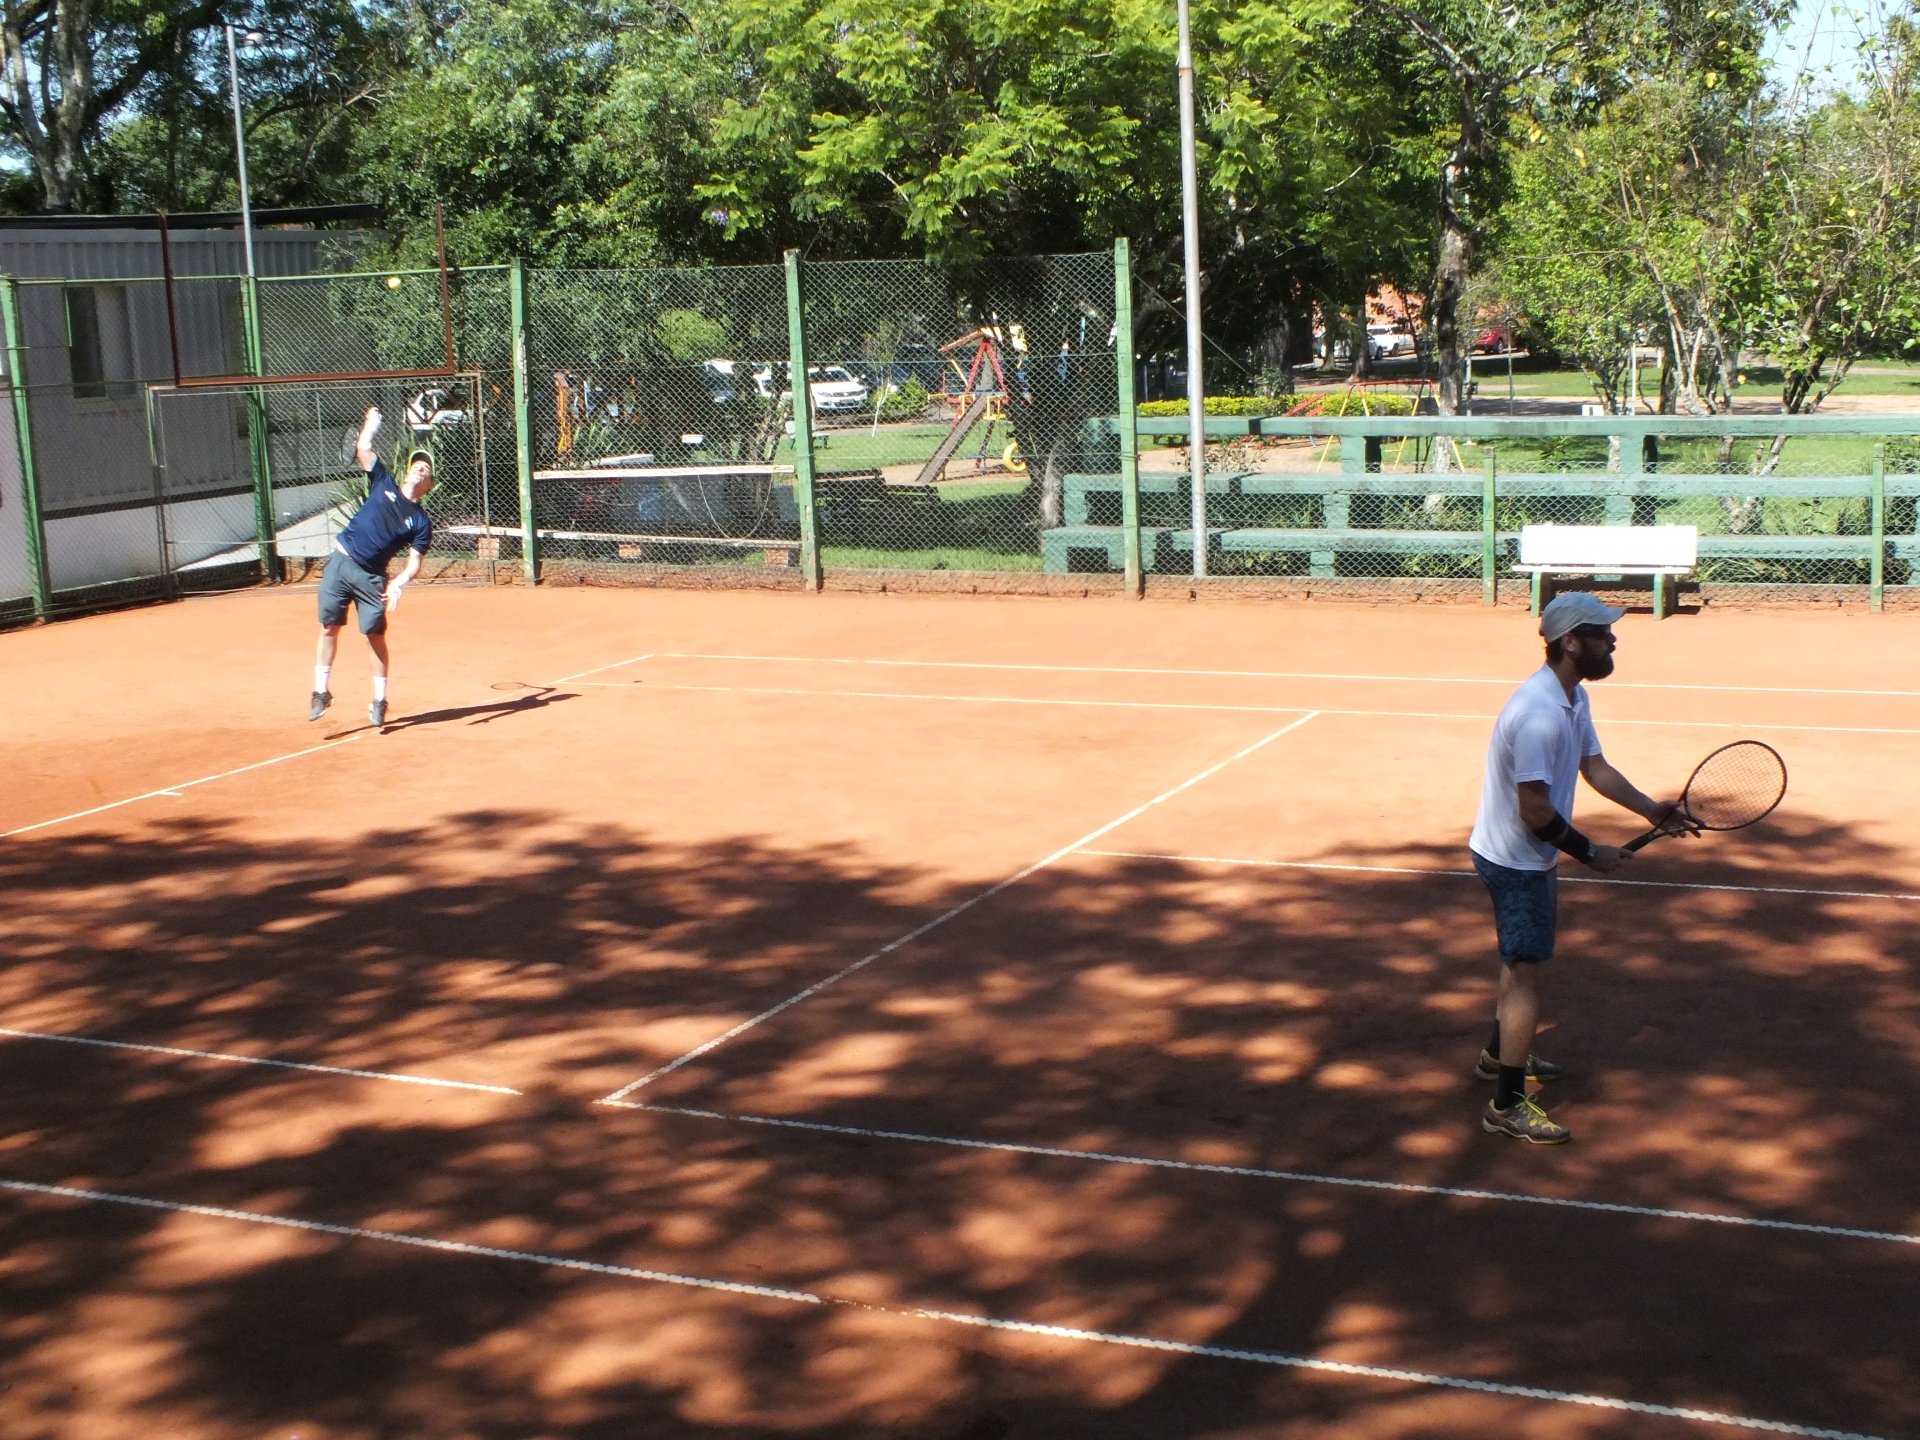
[1,808,1915,1439]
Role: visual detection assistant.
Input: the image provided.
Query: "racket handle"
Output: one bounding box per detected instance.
[1622,828,1661,853]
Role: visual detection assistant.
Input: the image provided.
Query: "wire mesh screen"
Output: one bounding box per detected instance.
[1485,431,1896,602]
[149,374,490,588]
[800,253,1119,584]
[522,266,802,583]
[11,276,254,611]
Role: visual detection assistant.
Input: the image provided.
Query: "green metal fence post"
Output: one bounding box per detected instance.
[1871,441,1886,612]
[509,260,540,584]
[1481,446,1498,605]
[784,249,823,591]
[0,276,51,618]
[240,275,279,579]
[1115,238,1143,596]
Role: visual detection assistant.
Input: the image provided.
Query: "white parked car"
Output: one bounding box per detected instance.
[1366,323,1417,359]
[749,362,873,414]
[805,364,872,413]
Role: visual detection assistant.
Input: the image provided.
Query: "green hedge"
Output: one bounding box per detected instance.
[1137,391,1416,419]
[1137,395,1294,417]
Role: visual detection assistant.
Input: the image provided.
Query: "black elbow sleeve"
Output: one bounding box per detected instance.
[1530,810,1596,863]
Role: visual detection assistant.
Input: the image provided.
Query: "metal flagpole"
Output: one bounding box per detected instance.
[1176,0,1207,576]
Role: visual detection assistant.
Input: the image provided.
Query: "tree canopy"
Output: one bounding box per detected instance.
[5,0,1918,402]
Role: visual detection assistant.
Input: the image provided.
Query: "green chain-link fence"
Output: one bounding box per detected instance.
[146,373,491,588]
[518,264,803,587]
[799,252,1120,588]
[8,248,1920,618]
[1112,413,1920,608]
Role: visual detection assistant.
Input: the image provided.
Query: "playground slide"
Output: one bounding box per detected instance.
[913,393,995,485]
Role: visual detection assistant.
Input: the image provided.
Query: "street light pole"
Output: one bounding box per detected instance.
[1176,0,1207,576]
[224,24,257,280]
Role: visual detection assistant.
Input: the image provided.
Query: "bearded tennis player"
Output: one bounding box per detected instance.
[1468,592,1692,1144]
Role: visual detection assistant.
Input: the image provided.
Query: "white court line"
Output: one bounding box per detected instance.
[580,679,1920,737]
[1081,850,1920,905]
[0,1176,1895,1440]
[3,735,363,839]
[550,651,654,684]
[657,652,1920,700]
[4,649,654,838]
[606,1101,1920,1249]
[0,1027,523,1095]
[599,713,1323,1103]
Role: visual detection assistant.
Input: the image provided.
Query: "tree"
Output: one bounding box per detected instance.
[0,0,366,214]
[1725,11,1920,426]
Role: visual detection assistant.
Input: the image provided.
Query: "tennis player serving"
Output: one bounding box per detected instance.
[1468,592,1696,1144]
[309,406,435,729]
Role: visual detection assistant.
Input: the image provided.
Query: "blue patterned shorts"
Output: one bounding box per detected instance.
[1471,850,1558,965]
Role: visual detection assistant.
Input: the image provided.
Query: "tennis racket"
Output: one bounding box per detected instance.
[1623,740,1787,852]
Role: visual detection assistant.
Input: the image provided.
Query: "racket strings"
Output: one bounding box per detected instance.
[1684,744,1787,829]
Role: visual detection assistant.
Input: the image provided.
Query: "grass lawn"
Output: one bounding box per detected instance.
[822,544,1043,571]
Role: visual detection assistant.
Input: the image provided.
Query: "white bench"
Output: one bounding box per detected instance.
[1513,523,1698,619]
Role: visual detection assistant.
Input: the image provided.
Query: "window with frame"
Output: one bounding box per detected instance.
[67,285,135,400]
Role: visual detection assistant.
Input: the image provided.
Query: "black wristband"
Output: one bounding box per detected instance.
[1531,811,1597,863]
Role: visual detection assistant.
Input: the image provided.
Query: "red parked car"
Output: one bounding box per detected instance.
[1472,325,1516,354]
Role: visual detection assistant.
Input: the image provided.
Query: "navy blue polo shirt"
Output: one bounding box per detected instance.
[338,459,433,575]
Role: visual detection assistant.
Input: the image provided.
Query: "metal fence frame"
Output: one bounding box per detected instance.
[7,240,1920,618]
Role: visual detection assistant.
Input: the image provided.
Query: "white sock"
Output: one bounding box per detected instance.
[315,665,330,694]
[372,677,389,701]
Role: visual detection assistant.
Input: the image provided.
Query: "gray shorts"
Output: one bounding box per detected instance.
[318,550,388,635]
[1471,849,1558,965]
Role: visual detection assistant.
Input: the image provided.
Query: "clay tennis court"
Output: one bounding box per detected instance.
[3,585,1916,1440]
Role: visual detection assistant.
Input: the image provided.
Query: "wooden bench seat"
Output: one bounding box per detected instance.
[1514,523,1697,617]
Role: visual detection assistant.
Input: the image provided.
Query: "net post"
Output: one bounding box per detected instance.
[0,275,52,617]
[784,249,823,592]
[1480,446,1498,605]
[1870,440,1885,613]
[509,259,540,584]
[1114,237,1143,596]
[240,274,279,580]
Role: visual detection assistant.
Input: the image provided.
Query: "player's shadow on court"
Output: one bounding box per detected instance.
[330,687,579,736]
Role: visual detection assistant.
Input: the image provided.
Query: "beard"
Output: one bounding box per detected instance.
[1574,648,1615,681]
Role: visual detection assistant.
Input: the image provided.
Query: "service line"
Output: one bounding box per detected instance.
[1080,850,1920,905]
[0,1027,523,1095]
[3,735,365,839]
[598,712,1323,1103]
[656,651,1920,700]
[577,679,1920,737]
[605,1100,1920,1249]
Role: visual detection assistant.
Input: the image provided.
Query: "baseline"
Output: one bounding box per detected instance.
[598,712,1323,1102]
[0,1175,1897,1440]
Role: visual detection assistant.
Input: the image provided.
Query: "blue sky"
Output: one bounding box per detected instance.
[1765,0,1879,94]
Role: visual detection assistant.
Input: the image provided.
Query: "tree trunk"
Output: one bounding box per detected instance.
[1430,145,1474,471]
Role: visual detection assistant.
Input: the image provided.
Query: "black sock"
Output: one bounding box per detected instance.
[1486,1022,1501,1057]
[1494,1065,1528,1110]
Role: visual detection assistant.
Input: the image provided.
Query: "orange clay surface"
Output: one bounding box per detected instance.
[2,583,1917,1440]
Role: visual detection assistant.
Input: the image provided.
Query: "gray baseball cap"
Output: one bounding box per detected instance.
[1538,592,1625,640]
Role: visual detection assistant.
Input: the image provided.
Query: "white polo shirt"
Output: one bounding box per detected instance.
[1469,665,1602,871]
